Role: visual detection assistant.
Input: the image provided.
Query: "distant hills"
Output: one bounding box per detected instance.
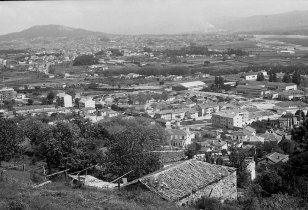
[211,10,308,34]
[0,24,107,40]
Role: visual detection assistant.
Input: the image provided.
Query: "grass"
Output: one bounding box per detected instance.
[0,170,194,210]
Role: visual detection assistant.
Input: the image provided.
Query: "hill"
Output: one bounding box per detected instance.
[0,24,107,41]
[212,10,308,34]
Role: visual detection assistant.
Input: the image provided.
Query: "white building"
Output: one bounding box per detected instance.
[79,98,96,108]
[56,93,73,108]
[211,110,249,129]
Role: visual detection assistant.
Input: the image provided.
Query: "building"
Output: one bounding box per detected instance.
[259,132,282,143]
[79,98,96,108]
[266,82,297,91]
[278,90,304,101]
[273,101,308,114]
[243,135,265,145]
[166,128,195,148]
[195,104,220,118]
[236,85,267,97]
[172,81,207,91]
[243,72,258,81]
[211,110,249,129]
[153,109,189,121]
[258,152,289,166]
[122,160,237,206]
[56,93,73,108]
[0,87,16,103]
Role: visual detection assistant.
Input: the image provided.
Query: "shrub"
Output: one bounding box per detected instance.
[8,200,27,210]
[195,197,222,210]
[30,172,45,183]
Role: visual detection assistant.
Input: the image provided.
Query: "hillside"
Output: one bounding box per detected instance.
[0,177,194,210]
[0,24,107,41]
[212,10,308,34]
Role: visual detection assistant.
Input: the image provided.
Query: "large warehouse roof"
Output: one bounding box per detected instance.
[179,81,205,88]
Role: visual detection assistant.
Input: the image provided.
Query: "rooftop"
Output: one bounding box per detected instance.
[178,81,205,88]
[123,160,236,202]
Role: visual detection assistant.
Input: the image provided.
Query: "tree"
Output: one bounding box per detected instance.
[73,54,98,66]
[3,100,15,111]
[269,72,277,82]
[0,118,22,166]
[46,91,56,105]
[282,73,292,83]
[256,73,265,81]
[256,169,283,194]
[27,98,34,105]
[292,70,301,86]
[278,138,295,154]
[204,61,210,66]
[216,157,224,165]
[229,148,251,188]
[104,126,162,181]
[185,142,201,159]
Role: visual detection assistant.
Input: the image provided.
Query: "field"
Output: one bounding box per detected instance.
[265,37,308,47]
[208,40,257,50]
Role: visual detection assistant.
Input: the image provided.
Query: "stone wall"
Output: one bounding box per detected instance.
[178,171,237,206]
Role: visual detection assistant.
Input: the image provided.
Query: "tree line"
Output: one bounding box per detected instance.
[0,116,166,181]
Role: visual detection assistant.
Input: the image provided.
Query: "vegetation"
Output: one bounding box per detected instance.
[73,55,98,66]
[0,118,22,166]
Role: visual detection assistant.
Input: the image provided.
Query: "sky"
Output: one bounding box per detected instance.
[0,0,308,35]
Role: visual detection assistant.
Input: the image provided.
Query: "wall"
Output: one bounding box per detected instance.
[178,171,237,206]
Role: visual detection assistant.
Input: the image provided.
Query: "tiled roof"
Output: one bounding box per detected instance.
[260,133,282,142]
[244,136,264,143]
[266,152,289,163]
[166,129,188,136]
[275,101,308,108]
[232,131,246,136]
[124,160,236,202]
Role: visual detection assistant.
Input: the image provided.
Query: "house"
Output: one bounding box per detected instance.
[230,131,247,142]
[277,117,299,129]
[56,93,73,108]
[195,104,220,118]
[243,135,265,145]
[98,108,119,118]
[154,109,189,121]
[266,82,297,91]
[243,72,258,81]
[122,160,237,206]
[172,81,207,91]
[258,152,289,166]
[79,98,96,108]
[0,87,17,102]
[166,128,195,148]
[241,126,256,136]
[260,132,282,143]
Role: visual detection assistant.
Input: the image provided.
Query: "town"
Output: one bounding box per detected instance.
[1,2,308,210]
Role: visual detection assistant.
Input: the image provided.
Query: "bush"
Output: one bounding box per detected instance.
[8,200,27,210]
[195,197,222,210]
[30,171,46,183]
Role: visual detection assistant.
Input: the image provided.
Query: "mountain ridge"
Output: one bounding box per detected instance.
[0,24,107,40]
[211,10,308,34]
